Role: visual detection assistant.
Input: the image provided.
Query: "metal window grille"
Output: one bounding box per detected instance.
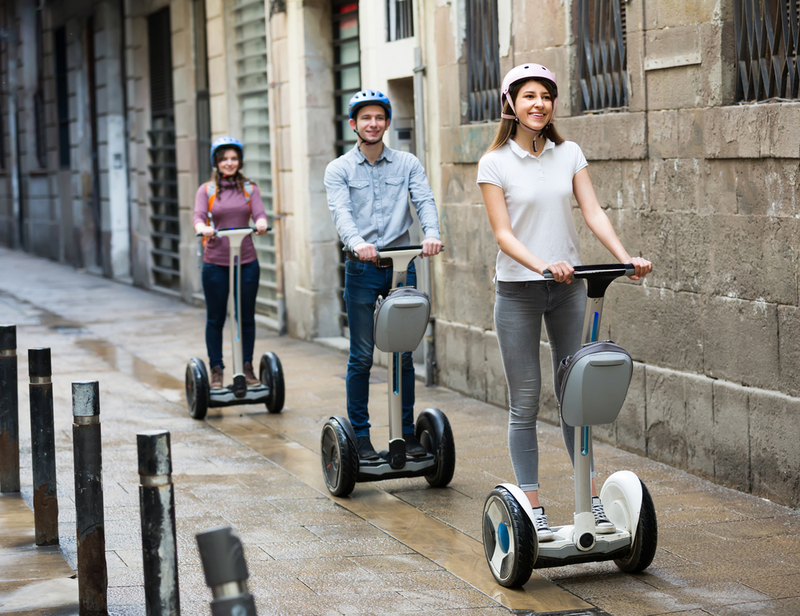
[233,0,279,325]
[577,0,629,111]
[0,13,6,170]
[194,0,211,183]
[735,0,800,101]
[54,27,70,169]
[148,8,180,291]
[466,0,501,122]
[387,0,413,42]
[333,0,360,335]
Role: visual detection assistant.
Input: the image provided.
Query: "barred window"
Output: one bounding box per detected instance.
[466,0,501,122]
[387,0,413,41]
[735,0,800,101]
[54,27,70,169]
[34,8,46,168]
[577,0,629,111]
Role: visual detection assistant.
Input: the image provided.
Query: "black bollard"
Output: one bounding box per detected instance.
[72,381,108,616]
[138,430,180,616]
[29,347,59,546]
[0,325,20,492]
[196,526,257,616]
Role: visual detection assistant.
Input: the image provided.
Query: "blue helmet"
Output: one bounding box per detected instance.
[348,90,392,121]
[210,136,243,168]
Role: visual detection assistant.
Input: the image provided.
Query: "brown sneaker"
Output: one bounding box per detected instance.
[210,366,224,389]
[244,362,260,387]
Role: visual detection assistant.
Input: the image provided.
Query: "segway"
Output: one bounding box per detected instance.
[186,227,285,419]
[482,264,657,587]
[320,246,455,497]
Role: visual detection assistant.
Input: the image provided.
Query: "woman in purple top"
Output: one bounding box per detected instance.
[193,137,269,389]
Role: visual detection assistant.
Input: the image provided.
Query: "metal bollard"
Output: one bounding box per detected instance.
[0,325,20,492]
[196,526,257,616]
[72,381,108,615]
[138,430,180,616]
[29,347,59,546]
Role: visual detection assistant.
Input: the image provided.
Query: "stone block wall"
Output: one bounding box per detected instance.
[427,0,800,508]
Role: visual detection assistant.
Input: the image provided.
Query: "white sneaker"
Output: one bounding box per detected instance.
[530,506,555,542]
[592,496,615,534]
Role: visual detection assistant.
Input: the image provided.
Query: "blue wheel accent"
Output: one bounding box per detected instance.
[498,522,510,553]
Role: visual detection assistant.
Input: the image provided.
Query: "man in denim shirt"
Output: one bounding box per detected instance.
[325,89,442,460]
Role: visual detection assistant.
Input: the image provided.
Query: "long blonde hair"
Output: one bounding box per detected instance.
[485,78,564,155]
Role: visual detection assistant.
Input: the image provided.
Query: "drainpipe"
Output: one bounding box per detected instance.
[413,46,435,386]
[0,26,22,250]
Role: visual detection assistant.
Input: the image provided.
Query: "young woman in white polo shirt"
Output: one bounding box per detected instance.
[477,64,652,542]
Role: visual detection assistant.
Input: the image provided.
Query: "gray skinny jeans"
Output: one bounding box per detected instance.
[494,279,594,491]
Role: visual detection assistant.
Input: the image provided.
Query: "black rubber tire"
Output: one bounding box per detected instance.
[482,486,537,588]
[260,351,285,413]
[614,479,658,573]
[416,408,456,487]
[320,419,358,497]
[185,358,209,420]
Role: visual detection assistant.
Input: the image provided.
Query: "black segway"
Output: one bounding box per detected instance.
[320,246,455,497]
[482,264,657,587]
[186,227,285,419]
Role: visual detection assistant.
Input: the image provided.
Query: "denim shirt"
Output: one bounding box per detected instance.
[324,144,440,252]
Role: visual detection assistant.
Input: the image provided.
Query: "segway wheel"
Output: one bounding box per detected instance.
[416,408,456,487]
[482,487,537,588]
[614,480,658,573]
[185,358,210,420]
[320,418,358,497]
[259,351,285,413]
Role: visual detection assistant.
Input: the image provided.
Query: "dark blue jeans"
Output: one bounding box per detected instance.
[344,259,417,438]
[202,260,260,369]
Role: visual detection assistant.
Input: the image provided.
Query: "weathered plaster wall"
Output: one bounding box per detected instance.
[427,0,800,508]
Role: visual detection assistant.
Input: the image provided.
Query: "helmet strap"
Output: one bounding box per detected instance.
[503,93,547,153]
[353,127,382,148]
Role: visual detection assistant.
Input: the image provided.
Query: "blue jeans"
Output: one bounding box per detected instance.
[344,259,417,438]
[494,279,591,491]
[202,260,260,369]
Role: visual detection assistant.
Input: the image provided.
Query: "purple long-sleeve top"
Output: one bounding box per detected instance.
[193,178,268,266]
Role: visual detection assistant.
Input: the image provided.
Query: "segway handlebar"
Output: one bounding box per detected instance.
[542,263,635,280]
[543,263,637,299]
[195,226,271,238]
[352,245,446,259]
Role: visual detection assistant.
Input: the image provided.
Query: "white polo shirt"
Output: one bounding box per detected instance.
[477,138,588,282]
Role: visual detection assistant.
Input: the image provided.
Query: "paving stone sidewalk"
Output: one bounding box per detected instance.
[0,246,798,616]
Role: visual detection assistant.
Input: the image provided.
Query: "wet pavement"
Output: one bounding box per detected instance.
[0,245,798,616]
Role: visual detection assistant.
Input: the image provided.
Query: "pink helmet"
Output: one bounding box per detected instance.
[500,63,559,121]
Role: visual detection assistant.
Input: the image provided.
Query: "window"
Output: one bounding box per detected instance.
[466,0,501,122]
[735,0,800,101]
[387,0,413,42]
[193,0,211,183]
[577,0,629,111]
[34,8,46,168]
[54,27,70,169]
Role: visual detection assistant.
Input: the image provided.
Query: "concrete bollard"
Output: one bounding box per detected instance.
[72,381,108,616]
[29,347,59,546]
[196,526,257,616]
[0,325,20,492]
[138,430,180,616]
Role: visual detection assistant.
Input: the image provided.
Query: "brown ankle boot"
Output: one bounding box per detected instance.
[244,362,260,387]
[210,366,224,389]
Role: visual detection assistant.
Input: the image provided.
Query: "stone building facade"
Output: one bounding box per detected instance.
[426,0,800,509]
[1,0,798,508]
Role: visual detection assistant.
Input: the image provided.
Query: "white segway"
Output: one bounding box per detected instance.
[186,227,285,419]
[483,264,657,587]
[321,246,455,497]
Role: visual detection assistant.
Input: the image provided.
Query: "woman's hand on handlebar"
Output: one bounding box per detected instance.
[544,261,574,283]
[254,218,269,236]
[421,237,443,258]
[626,256,652,280]
[198,224,216,239]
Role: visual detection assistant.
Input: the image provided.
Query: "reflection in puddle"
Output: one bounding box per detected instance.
[76,338,183,397]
